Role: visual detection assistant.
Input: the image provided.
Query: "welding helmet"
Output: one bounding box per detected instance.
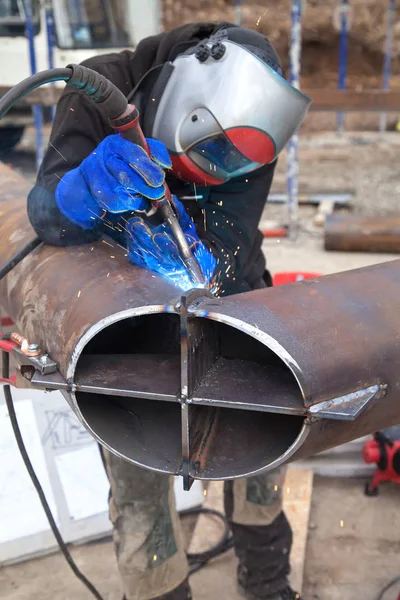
[145,26,312,185]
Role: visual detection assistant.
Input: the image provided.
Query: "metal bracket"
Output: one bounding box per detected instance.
[12,346,58,376]
[308,384,387,421]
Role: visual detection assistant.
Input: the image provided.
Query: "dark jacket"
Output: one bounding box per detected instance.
[28,22,276,296]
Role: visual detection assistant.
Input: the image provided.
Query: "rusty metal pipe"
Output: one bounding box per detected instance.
[2,164,400,487]
[325,214,400,253]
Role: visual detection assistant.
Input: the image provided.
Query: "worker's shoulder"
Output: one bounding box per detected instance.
[81,50,135,71]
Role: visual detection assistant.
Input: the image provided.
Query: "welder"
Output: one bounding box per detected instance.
[27,22,309,600]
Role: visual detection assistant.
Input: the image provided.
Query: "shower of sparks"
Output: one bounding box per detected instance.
[49,142,68,162]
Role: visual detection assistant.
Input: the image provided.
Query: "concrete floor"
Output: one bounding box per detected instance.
[2,477,400,600]
[2,132,400,599]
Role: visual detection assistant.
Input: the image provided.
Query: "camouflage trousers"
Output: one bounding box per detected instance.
[101,449,291,600]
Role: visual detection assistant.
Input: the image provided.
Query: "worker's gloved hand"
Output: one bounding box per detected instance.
[55,134,171,229]
[126,196,217,290]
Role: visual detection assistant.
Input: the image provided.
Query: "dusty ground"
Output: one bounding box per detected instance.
[1,129,400,599]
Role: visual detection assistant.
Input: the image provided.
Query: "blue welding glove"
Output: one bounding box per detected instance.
[55,134,171,229]
[126,196,217,290]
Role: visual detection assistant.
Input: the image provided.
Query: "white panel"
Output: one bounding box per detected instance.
[0,399,58,544]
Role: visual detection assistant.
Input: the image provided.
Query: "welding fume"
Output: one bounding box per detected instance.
[0,22,311,600]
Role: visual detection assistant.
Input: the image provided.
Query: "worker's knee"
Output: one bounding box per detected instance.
[226,465,287,526]
[102,451,188,600]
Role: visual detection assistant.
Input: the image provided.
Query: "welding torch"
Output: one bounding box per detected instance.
[109,104,206,287]
[0,63,206,287]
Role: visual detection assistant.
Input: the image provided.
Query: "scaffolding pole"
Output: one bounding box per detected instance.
[337,0,349,134]
[287,0,303,240]
[380,0,396,133]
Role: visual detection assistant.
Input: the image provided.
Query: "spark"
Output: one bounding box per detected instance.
[53,173,66,184]
[202,209,207,231]
[274,485,279,491]
[102,240,114,247]
[107,272,110,278]
[110,255,115,259]
[70,107,75,111]
[91,247,94,251]
[256,8,268,27]
[226,265,231,273]
[286,487,290,494]
[117,243,127,252]
[153,554,157,561]
[103,222,116,231]
[340,520,344,528]
[203,489,207,496]
[77,290,81,298]
[49,142,68,162]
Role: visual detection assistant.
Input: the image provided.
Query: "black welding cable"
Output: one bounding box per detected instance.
[1,350,105,600]
[0,68,71,119]
[181,507,233,574]
[375,575,400,600]
[0,237,42,281]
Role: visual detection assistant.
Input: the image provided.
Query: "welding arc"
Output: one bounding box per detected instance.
[1,350,105,600]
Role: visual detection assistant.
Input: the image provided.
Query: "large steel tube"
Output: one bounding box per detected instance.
[2,164,400,488]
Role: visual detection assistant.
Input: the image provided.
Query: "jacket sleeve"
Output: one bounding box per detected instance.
[198,163,276,294]
[27,57,129,246]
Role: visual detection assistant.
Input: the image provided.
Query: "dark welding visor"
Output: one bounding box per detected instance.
[187,133,260,179]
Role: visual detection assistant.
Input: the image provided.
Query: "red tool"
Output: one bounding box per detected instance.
[0,332,17,385]
[0,331,41,386]
[110,104,206,287]
[363,427,400,495]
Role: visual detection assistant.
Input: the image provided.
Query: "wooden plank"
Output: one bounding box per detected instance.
[283,468,314,593]
[305,89,400,112]
[189,468,313,597]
